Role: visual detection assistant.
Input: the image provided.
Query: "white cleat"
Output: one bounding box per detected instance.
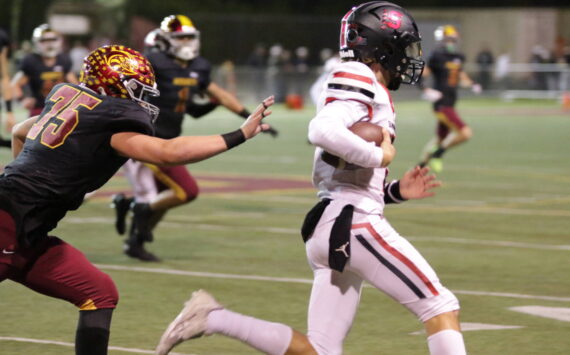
[155,289,223,355]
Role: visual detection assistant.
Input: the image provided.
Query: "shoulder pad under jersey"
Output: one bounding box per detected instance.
[324,61,378,105]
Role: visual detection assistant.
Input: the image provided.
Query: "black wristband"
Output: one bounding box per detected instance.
[383,180,407,204]
[238,109,250,119]
[5,100,12,113]
[221,129,246,150]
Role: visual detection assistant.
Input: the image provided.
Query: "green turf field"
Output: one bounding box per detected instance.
[1,98,569,354]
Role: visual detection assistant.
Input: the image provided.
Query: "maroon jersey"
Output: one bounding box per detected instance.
[0,83,154,246]
[428,47,465,108]
[20,53,72,109]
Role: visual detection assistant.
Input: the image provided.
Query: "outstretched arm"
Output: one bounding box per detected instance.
[207,82,279,137]
[111,96,274,166]
[460,71,481,93]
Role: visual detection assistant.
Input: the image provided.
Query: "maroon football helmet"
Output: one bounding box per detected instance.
[79,45,160,120]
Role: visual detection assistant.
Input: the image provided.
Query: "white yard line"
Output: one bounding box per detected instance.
[0,336,195,355]
[96,264,570,303]
[62,217,570,252]
[406,236,570,251]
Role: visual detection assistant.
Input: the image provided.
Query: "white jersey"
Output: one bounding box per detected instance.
[308,61,396,215]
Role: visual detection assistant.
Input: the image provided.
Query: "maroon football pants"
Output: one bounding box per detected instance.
[0,209,118,310]
[435,106,467,140]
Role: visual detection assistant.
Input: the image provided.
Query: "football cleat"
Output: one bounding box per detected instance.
[132,202,154,242]
[156,290,223,355]
[111,193,134,235]
[123,240,161,262]
[428,157,443,173]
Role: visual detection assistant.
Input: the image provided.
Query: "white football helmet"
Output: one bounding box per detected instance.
[158,15,200,61]
[32,24,62,58]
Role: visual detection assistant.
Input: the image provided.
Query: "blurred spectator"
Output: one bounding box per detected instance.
[319,47,334,64]
[529,45,550,90]
[494,50,511,89]
[293,46,309,73]
[246,43,267,68]
[69,40,89,75]
[266,44,293,102]
[216,60,237,95]
[247,43,267,101]
[475,46,494,90]
[290,46,309,101]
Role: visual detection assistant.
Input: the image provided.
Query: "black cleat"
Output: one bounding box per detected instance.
[111,193,134,235]
[132,202,154,242]
[124,241,161,262]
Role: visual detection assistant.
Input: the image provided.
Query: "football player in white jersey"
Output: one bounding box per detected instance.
[155,2,467,355]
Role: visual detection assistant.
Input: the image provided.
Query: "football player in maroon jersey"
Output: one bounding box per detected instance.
[0,44,273,355]
[9,24,78,118]
[418,25,481,172]
[113,15,279,262]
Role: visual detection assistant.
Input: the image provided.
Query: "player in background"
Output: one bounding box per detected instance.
[113,15,279,262]
[155,3,466,355]
[0,27,12,147]
[0,45,274,355]
[418,25,481,173]
[9,24,78,119]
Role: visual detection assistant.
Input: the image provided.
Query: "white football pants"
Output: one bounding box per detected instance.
[305,200,459,355]
[122,159,158,203]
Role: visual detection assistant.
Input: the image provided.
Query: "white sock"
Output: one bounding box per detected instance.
[427,329,466,355]
[206,309,293,355]
[441,132,457,149]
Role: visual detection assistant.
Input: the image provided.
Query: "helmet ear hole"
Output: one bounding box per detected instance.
[347,29,359,43]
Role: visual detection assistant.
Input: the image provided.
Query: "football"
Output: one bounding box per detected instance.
[321,122,384,169]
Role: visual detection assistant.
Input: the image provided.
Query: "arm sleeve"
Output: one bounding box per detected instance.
[308,99,383,168]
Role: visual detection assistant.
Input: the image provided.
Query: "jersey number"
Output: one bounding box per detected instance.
[445,62,461,87]
[27,85,102,148]
[174,87,190,113]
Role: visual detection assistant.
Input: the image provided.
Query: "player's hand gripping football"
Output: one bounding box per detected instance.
[399,166,441,200]
[240,96,274,139]
[380,128,395,168]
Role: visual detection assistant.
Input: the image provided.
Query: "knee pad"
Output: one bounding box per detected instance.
[405,287,460,323]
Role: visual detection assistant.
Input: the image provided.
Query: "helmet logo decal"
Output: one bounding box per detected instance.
[381,10,403,30]
[106,50,139,76]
